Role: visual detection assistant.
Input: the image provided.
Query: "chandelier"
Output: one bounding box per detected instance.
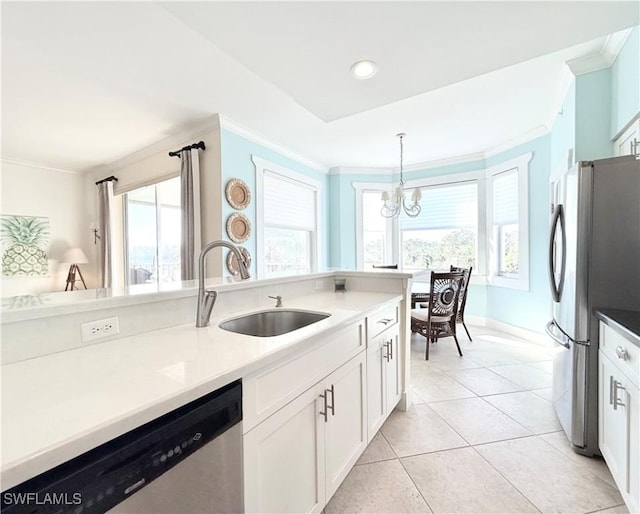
[380,133,421,218]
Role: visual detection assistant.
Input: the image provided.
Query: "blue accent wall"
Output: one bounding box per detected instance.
[611,26,640,137]
[550,79,576,175]
[220,129,329,275]
[575,69,613,161]
[485,135,551,332]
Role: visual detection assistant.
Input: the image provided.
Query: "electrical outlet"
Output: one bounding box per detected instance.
[81,316,120,343]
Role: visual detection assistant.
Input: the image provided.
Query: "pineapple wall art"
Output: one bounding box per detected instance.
[1,215,50,277]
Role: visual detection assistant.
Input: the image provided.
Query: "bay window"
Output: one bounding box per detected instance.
[354,151,531,290]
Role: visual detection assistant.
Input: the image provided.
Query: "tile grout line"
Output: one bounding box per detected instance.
[395,454,436,514]
[404,335,623,513]
[468,440,544,514]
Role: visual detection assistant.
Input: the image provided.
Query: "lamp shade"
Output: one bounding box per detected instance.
[62,247,89,264]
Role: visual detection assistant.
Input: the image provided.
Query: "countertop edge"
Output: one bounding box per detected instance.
[595,309,640,348]
[1,293,403,489]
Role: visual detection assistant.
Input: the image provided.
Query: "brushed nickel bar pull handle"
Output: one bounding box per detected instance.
[327,385,335,416]
[389,339,393,360]
[383,341,390,362]
[609,375,615,405]
[613,380,626,410]
[377,318,392,325]
[319,392,328,422]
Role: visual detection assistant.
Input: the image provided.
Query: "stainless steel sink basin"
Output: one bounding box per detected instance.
[219,309,331,337]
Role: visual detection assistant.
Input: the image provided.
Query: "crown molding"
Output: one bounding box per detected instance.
[545,65,576,130]
[0,157,82,175]
[483,125,549,158]
[328,166,393,176]
[86,115,221,177]
[567,27,633,76]
[328,127,549,177]
[401,151,486,172]
[219,115,329,173]
[602,27,634,65]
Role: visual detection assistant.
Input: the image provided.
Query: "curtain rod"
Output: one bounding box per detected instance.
[95,175,118,185]
[168,140,206,157]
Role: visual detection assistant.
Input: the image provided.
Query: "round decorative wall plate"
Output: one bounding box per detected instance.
[226,213,251,243]
[226,247,251,276]
[225,178,251,210]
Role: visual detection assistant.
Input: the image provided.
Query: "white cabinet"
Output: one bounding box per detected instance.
[243,300,404,513]
[613,119,640,157]
[367,325,401,438]
[244,352,367,513]
[324,352,368,499]
[598,321,640,514]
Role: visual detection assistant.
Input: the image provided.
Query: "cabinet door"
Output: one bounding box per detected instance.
[613,119,639,157]
[599,352,630,492]
[627,379,639,514]
[244,384,325,514]
[385,327,402,411]
[367,336,386,439]
[324,352,367,500]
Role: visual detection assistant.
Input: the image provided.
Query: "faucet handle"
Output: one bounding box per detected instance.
[268,295,283,307]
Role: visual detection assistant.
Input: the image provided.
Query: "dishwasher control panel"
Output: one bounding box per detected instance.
[1,380,242,514]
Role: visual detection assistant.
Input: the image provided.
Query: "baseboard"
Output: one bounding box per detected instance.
[466,316,552,347]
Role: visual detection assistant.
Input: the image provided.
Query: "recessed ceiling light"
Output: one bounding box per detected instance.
[350,60,378,80]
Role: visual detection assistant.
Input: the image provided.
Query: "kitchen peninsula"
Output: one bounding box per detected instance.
[1,270,413,512]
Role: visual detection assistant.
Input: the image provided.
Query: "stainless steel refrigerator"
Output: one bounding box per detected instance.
[547,155,640,456]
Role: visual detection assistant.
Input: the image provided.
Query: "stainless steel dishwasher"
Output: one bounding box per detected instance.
[1,380,243,514]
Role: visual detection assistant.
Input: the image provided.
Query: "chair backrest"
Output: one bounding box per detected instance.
[372,264,398,269]
[427,271,464,322]
[450,265,472,316]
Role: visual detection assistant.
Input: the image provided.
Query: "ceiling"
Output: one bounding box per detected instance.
[1,1,638,172]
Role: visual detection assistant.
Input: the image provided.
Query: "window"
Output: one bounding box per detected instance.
[254,156,320,278]
[492,170,518,276]
[486,153,531,289]
[124,177,181,286]
[400,182,478,271]
[362,191,391,268]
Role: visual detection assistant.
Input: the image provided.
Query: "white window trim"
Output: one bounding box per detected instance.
[352,182,394,269]
[486,152,532,290]
[253,155,322,279]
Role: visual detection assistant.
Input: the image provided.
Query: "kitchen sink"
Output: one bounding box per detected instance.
[219,309,330,337]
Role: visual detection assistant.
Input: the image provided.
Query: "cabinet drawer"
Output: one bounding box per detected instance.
[243,320,365,432]
[600,323,639,385]
[366,304,399,339]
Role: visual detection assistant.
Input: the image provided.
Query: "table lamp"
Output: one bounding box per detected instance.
[63,247,89,291]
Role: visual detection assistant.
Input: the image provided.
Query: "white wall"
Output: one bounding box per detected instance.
[0,160,94,296]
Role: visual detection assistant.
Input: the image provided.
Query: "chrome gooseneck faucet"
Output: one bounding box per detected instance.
[196,240,250,327]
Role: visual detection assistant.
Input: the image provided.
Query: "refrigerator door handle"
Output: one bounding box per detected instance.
[545,319,571,349]
[548,204,566,302]
[546,319,590,348]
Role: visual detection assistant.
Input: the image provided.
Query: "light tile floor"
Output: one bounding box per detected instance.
[325,326,629,514]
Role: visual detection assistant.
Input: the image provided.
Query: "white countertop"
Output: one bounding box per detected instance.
[1,290,401,489]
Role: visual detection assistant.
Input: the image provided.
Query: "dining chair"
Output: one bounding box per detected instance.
[372,264,398,269]
[410,271,465,360]
[450,265,473,341]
